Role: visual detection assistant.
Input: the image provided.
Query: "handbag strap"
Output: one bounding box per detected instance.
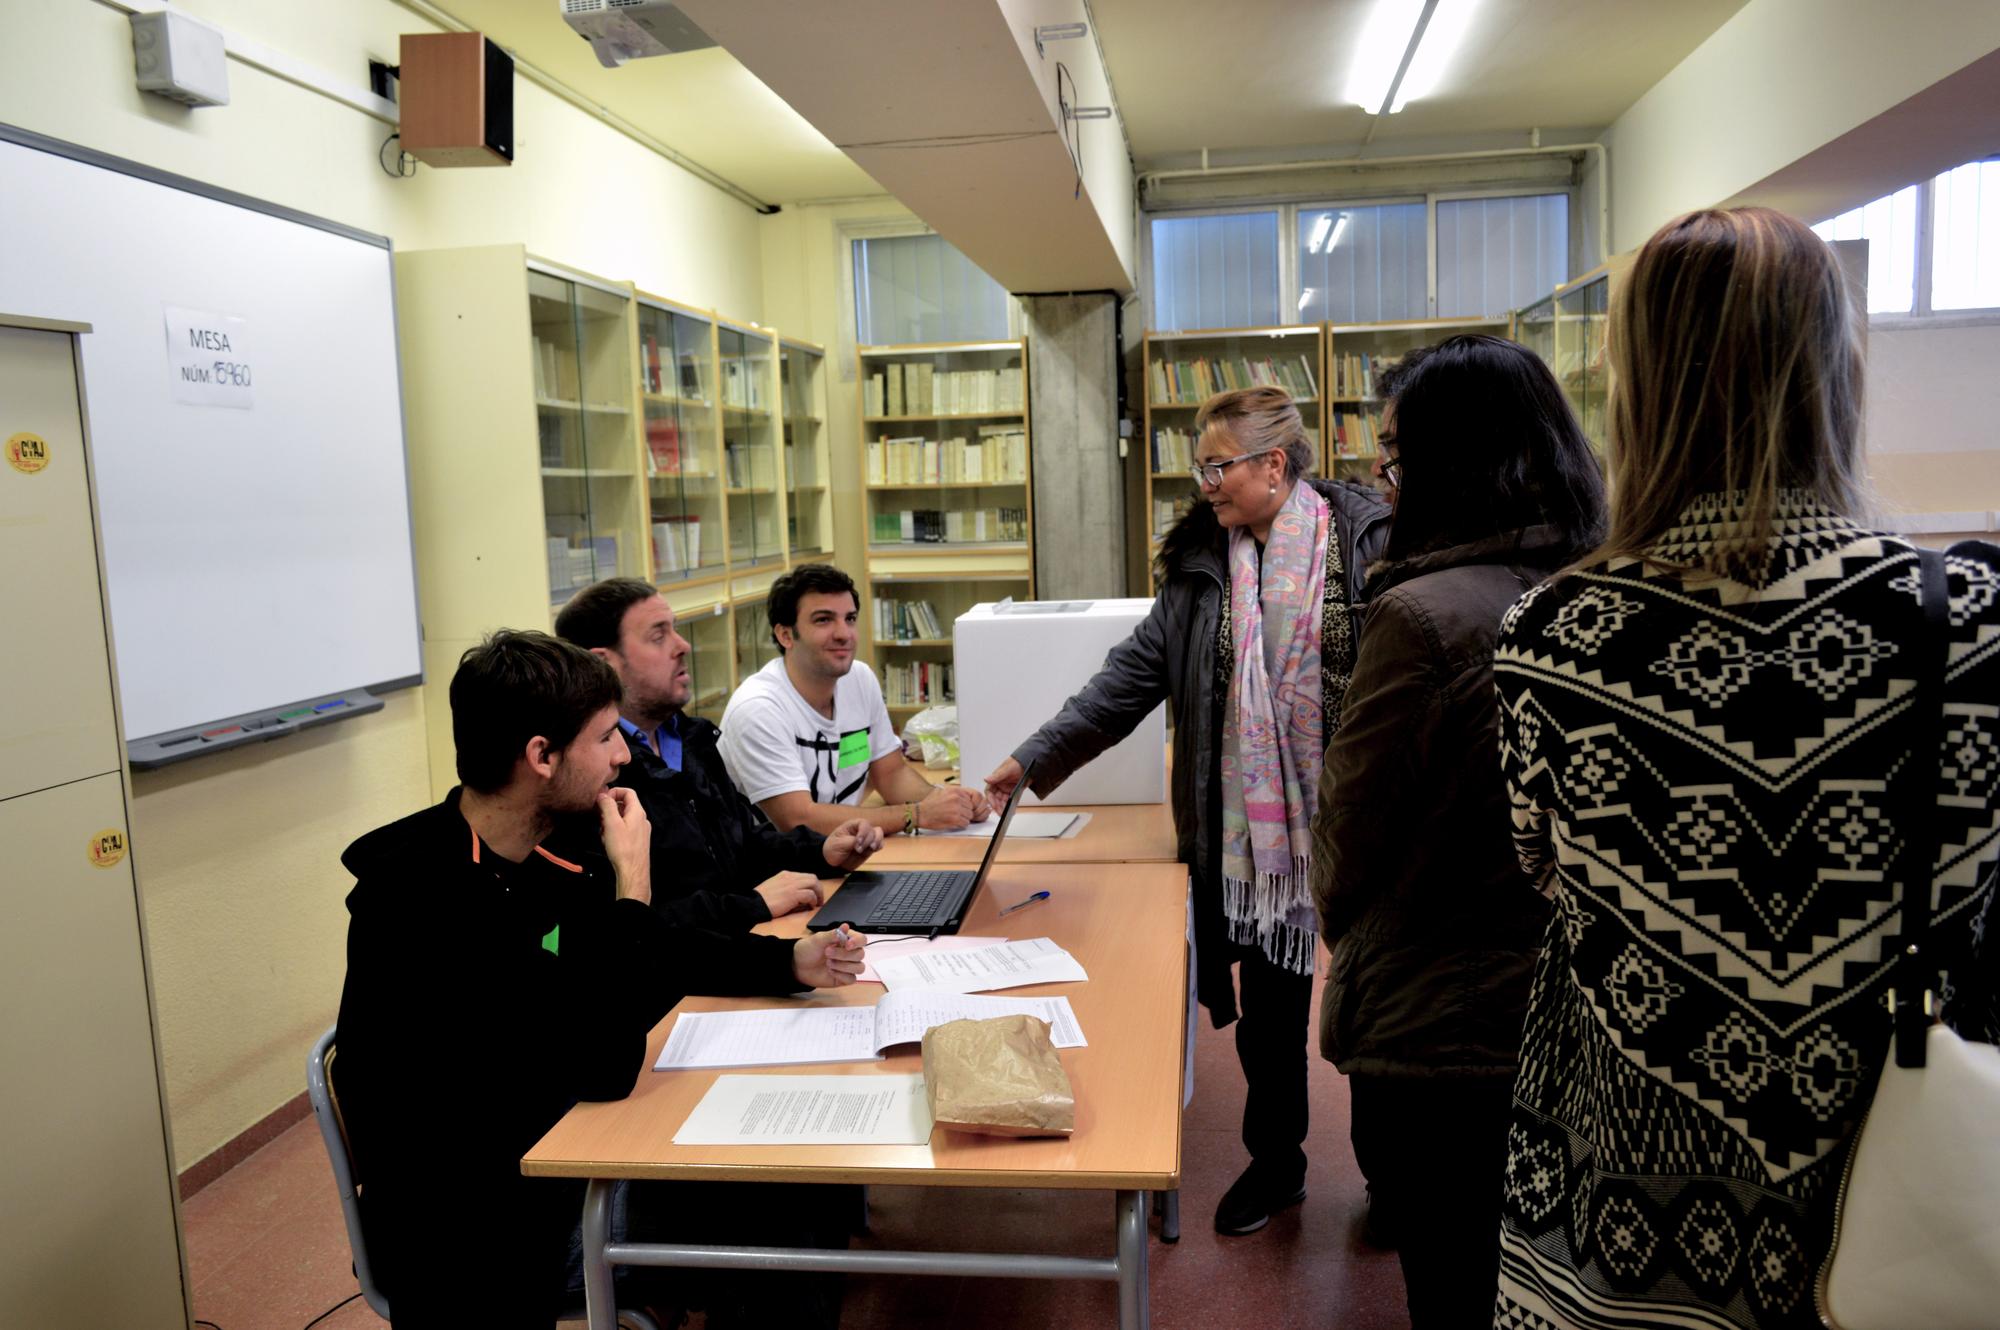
[1894,547,1949,1069]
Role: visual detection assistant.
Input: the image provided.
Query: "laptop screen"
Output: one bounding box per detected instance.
[968,758,1035,889]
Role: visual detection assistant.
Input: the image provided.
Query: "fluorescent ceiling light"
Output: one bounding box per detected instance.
[1347,0,1477,116]
[1328,214,1351,250]
[1307,213,1334,254]
[1393,0,1475,112]
[1298,287,1316,313]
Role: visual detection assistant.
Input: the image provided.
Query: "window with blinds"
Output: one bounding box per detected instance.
[1436,194,1570,319]
[1149,211,1281,331]
[1297,202,1427,324]
[852,233,1011,345]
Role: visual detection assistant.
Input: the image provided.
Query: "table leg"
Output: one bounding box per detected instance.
[581,1177,617,1330]
[1159,1189,1180,1243]
[1116,1189,1150,1330]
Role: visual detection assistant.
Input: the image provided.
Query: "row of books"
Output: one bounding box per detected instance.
[865,427,1029,485]
[874,597,946,641]
[1151,494,1196,538]
[725,443,777,489]
[1148,354,1317,406]
[645,417,717,477]
[650,516,703,573]
[1331,352,1393,399]
[547,533,617,592]
[1151,424,1322,473]
[868,507,1028,544]
[640,333,707,401]
[530,335,580,402]
[864,363,1025,417]
[720,357,768,411]
[882,660,955,706]
[1330,410,1385,458]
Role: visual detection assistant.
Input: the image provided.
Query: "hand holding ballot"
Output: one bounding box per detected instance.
[792,922,867,988]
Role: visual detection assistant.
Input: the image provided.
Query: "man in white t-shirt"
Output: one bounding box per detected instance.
[719,564,989,837]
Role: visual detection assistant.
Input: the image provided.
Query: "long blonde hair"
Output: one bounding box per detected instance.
[1596,207,1865,580]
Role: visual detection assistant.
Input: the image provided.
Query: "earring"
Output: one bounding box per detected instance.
[1269,484,1277,495]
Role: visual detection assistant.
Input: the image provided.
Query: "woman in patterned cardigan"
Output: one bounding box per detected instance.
[1491,207,2000,1329]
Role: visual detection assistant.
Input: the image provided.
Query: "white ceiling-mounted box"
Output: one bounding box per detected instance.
[956,599,1166,806]
[130,10,230,108]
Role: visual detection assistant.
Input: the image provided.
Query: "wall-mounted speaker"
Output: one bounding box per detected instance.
[398,32,514,168]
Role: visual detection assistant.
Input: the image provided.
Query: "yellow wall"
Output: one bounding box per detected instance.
[1,0,771,1168]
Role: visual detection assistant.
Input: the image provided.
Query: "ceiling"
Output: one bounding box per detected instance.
[428,0,883,203]
[1091,0,1751,166]
[431,0,1750,205]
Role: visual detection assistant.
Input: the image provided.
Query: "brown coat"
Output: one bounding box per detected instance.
[1309,527,1575,1076]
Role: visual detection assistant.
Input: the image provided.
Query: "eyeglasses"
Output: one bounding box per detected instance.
[1189,446,1282,488]
[1377,436,1403,489]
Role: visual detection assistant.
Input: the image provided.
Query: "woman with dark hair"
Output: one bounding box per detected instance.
[986,384,1390,1236]
[1492,209,2000,1329]
[1310,333,1605,1328]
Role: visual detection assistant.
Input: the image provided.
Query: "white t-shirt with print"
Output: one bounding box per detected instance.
[718,656,902,806]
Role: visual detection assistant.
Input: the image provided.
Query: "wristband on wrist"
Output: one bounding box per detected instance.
[905,802,920,836]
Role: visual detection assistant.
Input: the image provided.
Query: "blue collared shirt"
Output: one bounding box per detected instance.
[619,714,682,772]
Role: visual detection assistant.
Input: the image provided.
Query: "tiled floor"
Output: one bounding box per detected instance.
[184,967,1409,1330]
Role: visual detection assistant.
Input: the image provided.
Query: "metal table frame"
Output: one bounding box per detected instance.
[579,1181,1154,1330]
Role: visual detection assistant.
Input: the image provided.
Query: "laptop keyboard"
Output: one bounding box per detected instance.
[866,870,970,924]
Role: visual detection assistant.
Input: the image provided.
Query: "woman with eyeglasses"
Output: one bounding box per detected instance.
[1309,334,1605,1327]
[985,383,1389,1236]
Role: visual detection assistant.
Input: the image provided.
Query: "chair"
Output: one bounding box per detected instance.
[308,1026,661,1330]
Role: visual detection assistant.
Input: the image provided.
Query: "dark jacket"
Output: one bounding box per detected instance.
[615,714,831,932]
[1014,478,1390,1026]
[1310,526,1576,1076]
[332,790,800,1317]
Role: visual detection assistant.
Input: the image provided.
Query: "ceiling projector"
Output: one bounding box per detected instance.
[559,0,717,68]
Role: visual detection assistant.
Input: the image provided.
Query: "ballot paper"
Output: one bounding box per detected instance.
[857,935,1003,984]
[654,990,1087,1071]
[672,1073,934,1146]
[927,811,1086,839]
[871,937,1088,994]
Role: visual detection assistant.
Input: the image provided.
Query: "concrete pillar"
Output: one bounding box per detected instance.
[1021,293,1125,598]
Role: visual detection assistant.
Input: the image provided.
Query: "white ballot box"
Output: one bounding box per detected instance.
[955,599,1167,805]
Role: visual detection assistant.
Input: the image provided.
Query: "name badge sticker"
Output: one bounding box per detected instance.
[6,431,50,474]
[836,728,872,770]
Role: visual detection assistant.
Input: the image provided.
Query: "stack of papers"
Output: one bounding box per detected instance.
[655,990,1087,1071]
[872,937,1087,993]
[928,811,1083,839]
[672,1073,933,1146]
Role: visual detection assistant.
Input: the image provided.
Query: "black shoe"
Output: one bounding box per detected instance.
[1360,1184,1398,1248]
[1214,1165,1306,1236]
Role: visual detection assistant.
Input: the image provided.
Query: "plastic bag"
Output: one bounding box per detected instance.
[902,704,959,770]
[922,1014,1076,1137]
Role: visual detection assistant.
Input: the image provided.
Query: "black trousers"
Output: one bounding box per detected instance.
[1348,1074,1515,1330]
[1233,947,1315,1180]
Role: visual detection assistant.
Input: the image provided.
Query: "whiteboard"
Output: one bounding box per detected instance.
[0,127,421,744]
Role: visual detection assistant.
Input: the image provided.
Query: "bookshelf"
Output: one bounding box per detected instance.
[1553,265,1611,450]
[857,338,1033,719]
[1511,293,1557,367]
[1142,325,1324,590]
[719,318,786,573]
[531,267,644,604]
[636,295,726,587]
[782,339,833,561]
[1324,316,1511,479]
[397,247,654,795]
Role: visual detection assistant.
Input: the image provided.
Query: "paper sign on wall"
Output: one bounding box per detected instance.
[164,305,254,409]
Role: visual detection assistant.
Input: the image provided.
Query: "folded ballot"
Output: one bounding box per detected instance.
[654,990,1087,1071]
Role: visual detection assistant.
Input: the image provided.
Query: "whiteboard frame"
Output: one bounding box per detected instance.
[0,123,425,750]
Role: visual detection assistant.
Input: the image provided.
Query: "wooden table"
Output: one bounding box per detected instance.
[524,861,1189,1330]
[867,799,1179,867]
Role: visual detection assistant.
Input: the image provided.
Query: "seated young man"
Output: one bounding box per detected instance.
[717,563,989,836]
[333,630,864,1328]
[556,577,884,929]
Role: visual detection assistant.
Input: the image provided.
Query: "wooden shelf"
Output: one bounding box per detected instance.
[864,411,1024,423]
[865,479,1029,491]
[537,397,630,415]
[867,541,1028,554]
[877,637,953,648]
[642,391,713,409]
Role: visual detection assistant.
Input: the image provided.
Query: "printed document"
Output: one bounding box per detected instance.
[872,937,1088,994]
[858,934,1003,984]
[655,991,1087,1070]
[672,1073,934,1146]
[928,811,1084,839]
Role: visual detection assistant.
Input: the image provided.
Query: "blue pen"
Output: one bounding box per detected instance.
[998,890,1051,917]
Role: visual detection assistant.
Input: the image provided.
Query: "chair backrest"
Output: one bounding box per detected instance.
[307,1025,391,1320]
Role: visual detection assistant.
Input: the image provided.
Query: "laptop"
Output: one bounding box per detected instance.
[807,760,1035,936]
